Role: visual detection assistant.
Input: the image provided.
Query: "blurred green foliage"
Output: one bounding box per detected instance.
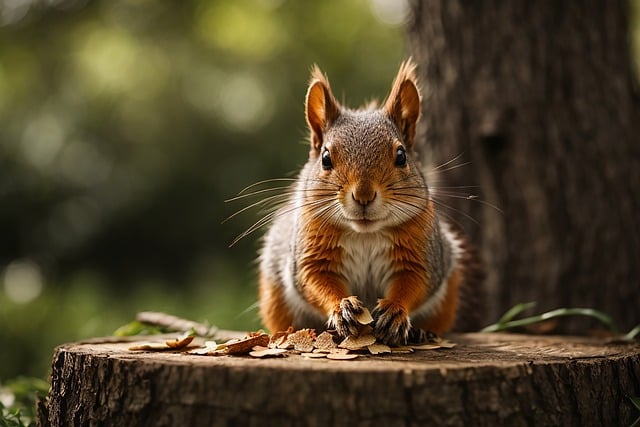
[0,376,48,426]
[0,0,407,380]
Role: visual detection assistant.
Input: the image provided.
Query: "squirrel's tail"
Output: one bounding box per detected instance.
[452,229,487,332]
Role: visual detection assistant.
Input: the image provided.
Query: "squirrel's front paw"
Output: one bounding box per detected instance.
[372,300,411,346]
[327,296,366,337]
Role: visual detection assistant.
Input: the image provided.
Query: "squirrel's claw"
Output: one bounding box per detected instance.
[372,300,411,346]
[407,327,438,345]
[327,296,366,337]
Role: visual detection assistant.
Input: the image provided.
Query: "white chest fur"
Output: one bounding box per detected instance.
[339,232,394,310]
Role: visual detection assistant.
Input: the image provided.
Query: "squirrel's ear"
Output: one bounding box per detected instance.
[384,60,421,149]
[305,65,340,153]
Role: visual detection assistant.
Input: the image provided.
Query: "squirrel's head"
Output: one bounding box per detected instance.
[302,60,431,233]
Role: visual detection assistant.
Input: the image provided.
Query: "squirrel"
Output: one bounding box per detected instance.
[258,60,484,346]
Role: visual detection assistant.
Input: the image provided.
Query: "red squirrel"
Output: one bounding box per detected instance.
[258,60,484,345]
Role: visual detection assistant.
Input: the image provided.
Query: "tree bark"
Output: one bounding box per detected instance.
[38,334,640,426]
[407,0,640,331]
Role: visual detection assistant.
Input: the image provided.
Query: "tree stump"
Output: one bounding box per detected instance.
[38,333,640,426]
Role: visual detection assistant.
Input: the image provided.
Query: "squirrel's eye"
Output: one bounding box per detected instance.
[395,147,407,167]
[321,149,333,170]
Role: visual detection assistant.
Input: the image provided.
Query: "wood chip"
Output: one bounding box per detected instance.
[187,340,219,355]
[355,308,374,325]
[410,343,443,350]
[128,342,173,351]
[326,353,359,360]
[165,331,195,349]
[301,352,327,359]
[367,343,391,355]
[438,340,457,348]
[285,329,316,353]
[249,348,287,358]
[129,330,196,352]
[390,346,415,354]
[339,334,376,350]
[274,336,293,349]
[269,327,294,348]
[189,347,215,355]
[224,333,270,355]
[314,331,338,350]
[135,326,455,359]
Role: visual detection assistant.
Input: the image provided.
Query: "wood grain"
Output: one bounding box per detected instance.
[407,0,640,333]
[38,333,640,426]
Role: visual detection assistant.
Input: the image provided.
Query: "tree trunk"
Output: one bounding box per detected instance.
[37,334,640,426]
[407,0,640,332]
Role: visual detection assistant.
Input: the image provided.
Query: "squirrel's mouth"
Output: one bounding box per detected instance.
[347,218,383,233]
[342,201,386,232]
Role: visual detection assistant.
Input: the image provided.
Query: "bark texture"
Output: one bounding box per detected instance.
[39,334,640,426]
[407,0,640,331]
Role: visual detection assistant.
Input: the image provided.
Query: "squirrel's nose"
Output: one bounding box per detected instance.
[352,186,376,207]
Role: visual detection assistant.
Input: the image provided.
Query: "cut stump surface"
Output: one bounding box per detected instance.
[38,333,640,426]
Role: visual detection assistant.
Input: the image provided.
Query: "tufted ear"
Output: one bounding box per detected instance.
[383,60,421,149]
[305,65,341,154]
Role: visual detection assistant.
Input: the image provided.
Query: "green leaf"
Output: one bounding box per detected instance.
[629,395,640,427]
[539,308,616,332]
[482,306,618,334]
[0,401,30,427]
[624,324,640,341]
[113,321,168,337]
[629,395,640,411]
[0,376,48,427]
[497,302,537,324]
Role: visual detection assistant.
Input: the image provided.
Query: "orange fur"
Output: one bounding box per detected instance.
[383,60,418,114]
[416,268,462,335]
[257,60,480,342]
[295,198,454,332]
[297,220,348,316]
[383,60,420,148]
[385,209,435,313]
[259,276,293,332]
[306,65,341,152]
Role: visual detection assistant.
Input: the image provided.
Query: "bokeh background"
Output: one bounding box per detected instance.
[2,0,640,384]
[0,0,410,380]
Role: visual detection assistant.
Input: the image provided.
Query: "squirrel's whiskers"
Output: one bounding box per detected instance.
[230,60,485,344]
[225,177,340,246]
[426,155,503,227]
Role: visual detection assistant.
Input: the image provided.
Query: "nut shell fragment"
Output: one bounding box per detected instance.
[129,330,195,351]
[285,328,316,353]
[390,346,414,354]
[129,342,173,351]
[224,333,270,355]
[410,343,442,350]
[249,348,288,358]
[269,326,294,348]
[165,332,195,349]
[301,352,327,359]
[438,340,457,349]
[367,343,391,355]
[338,334,376,350]
[354,308,374,325]
[314,331,338,350]
[326,353,359,360]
